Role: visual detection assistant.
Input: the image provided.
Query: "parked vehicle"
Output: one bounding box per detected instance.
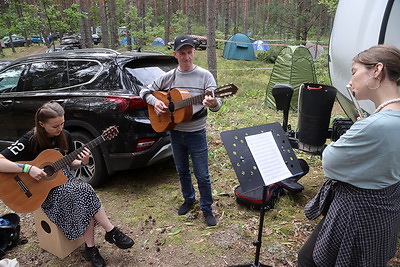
[30,36,43,43]
[0,48,178,187]
[45,45,76,53]
[60,35,81,49]
[92,34,101,45]
[4,36,26,47]
[0,60,12,70]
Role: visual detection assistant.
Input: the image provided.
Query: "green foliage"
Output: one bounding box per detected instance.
[62,3,85,34]
[170,10,188,37]
[318,0,339,14]
[125,6,164,46]
[256,46,283,64]
[314,51,332,85]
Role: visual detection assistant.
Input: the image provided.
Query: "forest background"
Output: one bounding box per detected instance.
[0,0,339,58]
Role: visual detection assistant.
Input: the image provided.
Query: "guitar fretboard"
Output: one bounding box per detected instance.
[171,84,237,111]
[174,93,208,110]
[49,135,105,172]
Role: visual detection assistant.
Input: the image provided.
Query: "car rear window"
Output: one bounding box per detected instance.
[124,58,176,87]
[67,60,102,86]
[125,66,167,87]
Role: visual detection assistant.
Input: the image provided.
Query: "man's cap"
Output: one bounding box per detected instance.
[174,35,195,51]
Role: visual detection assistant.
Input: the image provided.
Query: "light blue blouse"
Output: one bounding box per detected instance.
[322,110,400,189]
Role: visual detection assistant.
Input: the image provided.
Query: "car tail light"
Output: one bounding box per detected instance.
[135,138,158,152]
[105,96,148,112]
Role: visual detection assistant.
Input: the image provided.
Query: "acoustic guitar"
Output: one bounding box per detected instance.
[148,83,238,132]
[0,126,118,213]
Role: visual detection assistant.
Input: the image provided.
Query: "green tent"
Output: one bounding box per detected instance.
[265,46,317,109]
[223,33,255,60]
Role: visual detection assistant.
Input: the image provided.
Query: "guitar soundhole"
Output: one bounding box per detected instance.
[43,165,55,179]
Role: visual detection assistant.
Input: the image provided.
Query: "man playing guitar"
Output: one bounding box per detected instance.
[140,35,220,226]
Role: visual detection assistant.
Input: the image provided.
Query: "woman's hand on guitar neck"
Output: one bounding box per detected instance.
[154,100,168,116]
[71,147,91,170]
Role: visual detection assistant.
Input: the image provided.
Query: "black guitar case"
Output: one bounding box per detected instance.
[234,183,283,210]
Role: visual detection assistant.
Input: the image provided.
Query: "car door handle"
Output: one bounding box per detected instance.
[1,100,13,105]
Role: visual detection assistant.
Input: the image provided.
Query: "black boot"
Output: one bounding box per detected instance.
[84,245,105,267]
[105,227,134,249]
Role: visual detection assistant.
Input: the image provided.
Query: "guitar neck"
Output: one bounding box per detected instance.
[174,93,206,110]
[171,84,237,111]
[50,135,105,172]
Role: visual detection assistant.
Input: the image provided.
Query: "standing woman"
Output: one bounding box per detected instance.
[298,45,400,266]
[0,102,133,267]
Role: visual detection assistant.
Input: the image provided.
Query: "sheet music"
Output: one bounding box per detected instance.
[245,131,292,185]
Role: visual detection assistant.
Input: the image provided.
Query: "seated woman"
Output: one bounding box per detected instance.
[0,101,133,267]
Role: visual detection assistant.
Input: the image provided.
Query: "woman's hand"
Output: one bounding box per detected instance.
[70,147,91,169]
[28,165,47,181]
[79,147,91,165]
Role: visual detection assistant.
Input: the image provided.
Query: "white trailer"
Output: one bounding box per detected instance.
[329,0,400,120]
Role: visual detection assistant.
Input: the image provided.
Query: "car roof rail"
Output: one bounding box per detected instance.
[65,48,120,54]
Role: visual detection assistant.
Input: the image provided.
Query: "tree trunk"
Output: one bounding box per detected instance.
[207,0,217,83]
[140,0,146,45]
[126,0,132,51]
[79,0,92,49]
[108,0,119,49]
[187,0,193,34]
[224,0,230,39]
[164,0,171,43]
[233,0,238,33]
[99,0,109,48]
[242,0,248,35]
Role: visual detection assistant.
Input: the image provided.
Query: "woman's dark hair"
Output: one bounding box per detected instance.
[31,102,68,154]
[353,44,400,86]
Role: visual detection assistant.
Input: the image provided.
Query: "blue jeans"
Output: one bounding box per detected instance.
[170,129,213,212]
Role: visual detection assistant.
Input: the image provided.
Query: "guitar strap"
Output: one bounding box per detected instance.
[167,68,177,123]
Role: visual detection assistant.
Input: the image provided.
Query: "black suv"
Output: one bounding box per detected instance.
[60,35,82,49]
[0,48,177,186]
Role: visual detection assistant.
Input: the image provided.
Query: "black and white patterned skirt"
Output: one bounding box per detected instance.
[41,169,102,240]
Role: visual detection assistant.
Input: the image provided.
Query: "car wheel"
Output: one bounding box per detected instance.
[70,130,107,187]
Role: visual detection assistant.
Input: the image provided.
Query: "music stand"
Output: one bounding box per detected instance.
[220,122,303,267]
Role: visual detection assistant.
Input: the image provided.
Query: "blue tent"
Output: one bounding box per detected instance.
[152,37,165,46]
[253,40,269,51]
[223,33,255,60]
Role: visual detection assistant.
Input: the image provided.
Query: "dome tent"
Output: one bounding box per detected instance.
[253,40,269,51]
[223,33,255,60]
[152,37,165,46]
[265,46,317,109]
